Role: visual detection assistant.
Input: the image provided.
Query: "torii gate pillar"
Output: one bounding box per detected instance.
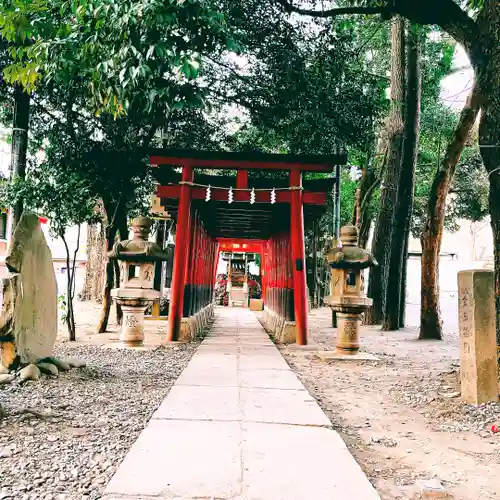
[167,164,193,341]
[290,170,308,345]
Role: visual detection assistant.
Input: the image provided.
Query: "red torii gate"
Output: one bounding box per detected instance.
[150,149,346,345]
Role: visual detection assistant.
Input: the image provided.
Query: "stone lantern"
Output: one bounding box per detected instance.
[108,216,170,346]
[324,225,377,354]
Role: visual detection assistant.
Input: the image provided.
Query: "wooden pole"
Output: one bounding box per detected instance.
[167,165,193,341]
[290,170,308,345]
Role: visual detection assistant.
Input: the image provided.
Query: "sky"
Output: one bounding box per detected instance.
[441,45,474,110]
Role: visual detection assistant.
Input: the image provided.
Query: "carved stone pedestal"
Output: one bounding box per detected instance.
[336,312,362,353]
[116,299,150,345]
[112,289,160,346]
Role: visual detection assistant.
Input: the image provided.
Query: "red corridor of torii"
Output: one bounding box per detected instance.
[150,149,346,345]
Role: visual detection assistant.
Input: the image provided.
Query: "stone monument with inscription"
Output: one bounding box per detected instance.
[109,216,170,346]
[323,225,377,354]
[0,213,58,368]
[457,269,498,404]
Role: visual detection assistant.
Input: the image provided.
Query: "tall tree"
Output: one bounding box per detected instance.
[420,85,481,339]
[383,22,421,330]
[10,85,29,229]
[1,0,237,332]
[366,16,406,324]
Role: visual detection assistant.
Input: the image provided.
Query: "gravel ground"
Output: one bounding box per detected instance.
[0,343,197,500]
[391,365,500,435]
[280,308,500,500]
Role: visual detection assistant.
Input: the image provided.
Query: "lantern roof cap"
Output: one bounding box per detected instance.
[325,225,377,270]
[108,216,170,262]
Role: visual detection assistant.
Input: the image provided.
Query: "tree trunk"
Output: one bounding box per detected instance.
[420,85,480,339]
[383,23,421,331]
[96,224,118,333]
[479,90,500,346]
[474,1,500,355]
[10,85,30,230]
[310,221,318,307]
[489,178,500,348]
[81,220,106,302]
[358,164,378,249]
[96,198,126,333]
[399,233,409,327]
[61,232,76,341]
[366,16,406,325]
[115,213,129,326]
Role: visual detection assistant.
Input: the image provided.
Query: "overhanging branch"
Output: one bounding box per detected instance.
[274,0,385,18]
[274,0,483,67]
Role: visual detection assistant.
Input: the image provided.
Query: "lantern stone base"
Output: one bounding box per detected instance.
[260,307,296,344]
[115,300,150,346]
[112,289,160,346]
[324,295,372,355]
[336,312,362,353]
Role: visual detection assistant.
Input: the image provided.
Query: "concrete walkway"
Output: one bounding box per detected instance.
[103,308,380,500]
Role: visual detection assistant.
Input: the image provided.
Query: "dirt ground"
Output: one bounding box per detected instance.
[59,301,500,499]
[56,299,171,347]
[280,308,500,500]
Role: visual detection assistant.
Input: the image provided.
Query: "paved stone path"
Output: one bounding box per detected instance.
[103,308,380,500]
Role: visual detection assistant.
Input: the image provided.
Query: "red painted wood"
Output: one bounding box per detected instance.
[213,244,221,286]
[236,170,249,189]
[261,247,267,305]
[167,165,193,341]
[189,212,199,288]
[156,186,327,206]
[150,156,334,173]
[290,170,308,345]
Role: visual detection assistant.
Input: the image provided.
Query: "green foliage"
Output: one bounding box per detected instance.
[320,170,358,234]
[0,0,489,249]
[1,0,236,117]
[58,293,68,324]
[216,4,388,154]
[0,0,243,231]
[0,154,98,239]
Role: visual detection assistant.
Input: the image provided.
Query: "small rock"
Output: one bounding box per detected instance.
[64,357,86,369]
[41,357,71,372]
[417,479,454,499]
[0,447,14,459]
[18,364,41,383]
[37,362,59,376]
[0,489,13,500]
[0,374,15,385]
[442,391,461,399]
